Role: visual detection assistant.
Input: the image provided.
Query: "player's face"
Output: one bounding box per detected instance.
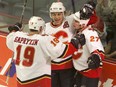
[73,20,81,30]
[50,12,64,26]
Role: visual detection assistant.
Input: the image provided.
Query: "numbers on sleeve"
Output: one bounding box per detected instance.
[51,38,59,46]
[15,45,35,67]
[90,36,100,42]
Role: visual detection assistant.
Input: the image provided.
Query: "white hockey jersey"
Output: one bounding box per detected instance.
[6,31,77,86]
[45,15,76,70]
[73,26,105,78]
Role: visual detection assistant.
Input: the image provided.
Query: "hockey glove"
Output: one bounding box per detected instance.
[77,34,86,46]
[8,22,22,32]
[71,34,86,49]
[87,54,101,69]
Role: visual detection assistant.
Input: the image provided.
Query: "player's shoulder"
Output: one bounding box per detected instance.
[45,22,52,29]
[45,22,50,26]
[66,14,74,19]
[39,34,53,39]
[39,34,54,44]
[15,31,27,36]
[8,31,26,36]
[65,14,74,21]
[41,34,49,36]
[83,26,98,35]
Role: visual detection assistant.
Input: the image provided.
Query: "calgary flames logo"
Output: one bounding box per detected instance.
[53,30,68,44]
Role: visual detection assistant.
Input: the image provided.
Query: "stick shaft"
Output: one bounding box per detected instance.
[20,0,28,23]
[71,0,76,13]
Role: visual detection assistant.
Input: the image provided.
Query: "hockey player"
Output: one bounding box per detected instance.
[6,16,85,87]
[45,2,78,87]
[84,1,107,48]
[72,9,105,87]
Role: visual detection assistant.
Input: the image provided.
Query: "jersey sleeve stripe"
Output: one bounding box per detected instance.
[58,45,68,58]
[58,43,77,58]
[17,74,51,84]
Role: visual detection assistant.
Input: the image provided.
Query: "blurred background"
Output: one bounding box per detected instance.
[0,0,97,32]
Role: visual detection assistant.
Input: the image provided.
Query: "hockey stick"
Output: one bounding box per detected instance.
[5,0,28,85]
[20,0,28,24]
[71,0,76,13]
[5,58,14,85]
[32,0,35,16]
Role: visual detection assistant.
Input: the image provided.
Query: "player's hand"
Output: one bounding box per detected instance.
[87,54,101,69]
[76,34,86,46]
[8,22,22,32]
[71,34,86,49]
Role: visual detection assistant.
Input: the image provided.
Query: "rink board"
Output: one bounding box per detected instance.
[0,31,116,87]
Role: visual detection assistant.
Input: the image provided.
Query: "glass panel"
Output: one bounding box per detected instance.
[0,0,95,32]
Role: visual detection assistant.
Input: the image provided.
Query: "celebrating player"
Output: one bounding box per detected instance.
[45,2,80,87]
[6,16,85,87]
[72,6,105,87]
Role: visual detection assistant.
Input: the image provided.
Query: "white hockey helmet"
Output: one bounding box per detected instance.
[73,12,90,26]
[28,16,45,31]
[73,12,80,22]
[49,2,65,13]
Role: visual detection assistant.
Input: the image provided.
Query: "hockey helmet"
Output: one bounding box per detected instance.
[49,2,65,13]
[73,12,90,26]
[79,2,95,20]
[28,16,45,31]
